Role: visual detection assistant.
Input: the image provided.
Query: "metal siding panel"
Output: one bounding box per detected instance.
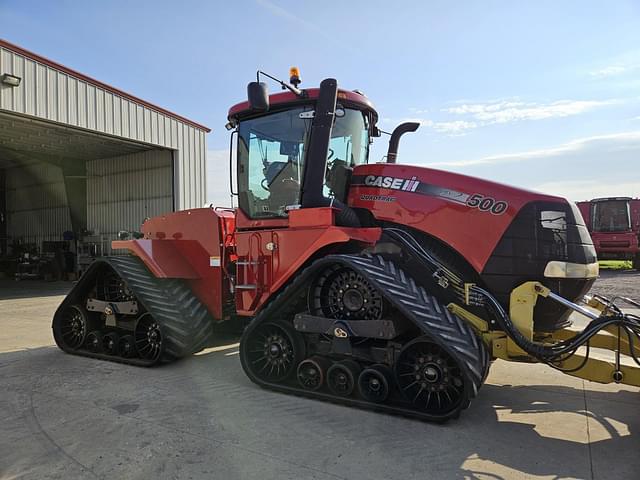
[143,108,151,143]
[190,125,197,207]
[0,49,11,110]
[176,124,185,209]
[164,116,172,148]
[113,95,121,136]
[95,88,105,132]
[150,111,158,145]
[57,72,68,124]
[87,149,173,254]
[128,101,137,139]
[77,81,87,128]
[47,68,57,121]
[157,114,165,146]
[12,54,25,113]
[36,63,47,117]
[67,76,78,125]
[120,97,129,137]
[136,105,144,141]
[200,131,206,206]
[24,58,37,116]
[86,84,96,130]
[104,91,114,134]
[5,162,72,248]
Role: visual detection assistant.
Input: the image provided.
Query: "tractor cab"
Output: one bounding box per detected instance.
[227,72,380,230]
[590,197,633,233]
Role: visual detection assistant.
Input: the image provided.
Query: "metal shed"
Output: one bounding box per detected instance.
[0,39,210,274]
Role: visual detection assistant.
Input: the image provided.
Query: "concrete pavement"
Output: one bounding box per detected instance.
[1,280,638,479]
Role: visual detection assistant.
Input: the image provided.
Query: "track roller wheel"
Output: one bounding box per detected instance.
[103,332,119,356]
[118,335,137,358]
[395,337,468,415]
[53,305,88,350]
[358,364,392,403]
[134,313,163,362]
[86,331,104,353]
[242,321,305,383]
[327,360,361,396]
[297,356,330,391]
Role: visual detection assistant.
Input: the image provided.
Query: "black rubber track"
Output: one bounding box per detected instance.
[52,256,215,366]
[240,253,489,422]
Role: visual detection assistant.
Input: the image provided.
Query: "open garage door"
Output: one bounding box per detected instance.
[0,112,174,276]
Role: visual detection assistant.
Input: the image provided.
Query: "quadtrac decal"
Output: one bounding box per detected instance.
[351,175,509,215]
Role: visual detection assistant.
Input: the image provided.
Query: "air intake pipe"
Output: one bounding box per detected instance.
[386,122,420,163]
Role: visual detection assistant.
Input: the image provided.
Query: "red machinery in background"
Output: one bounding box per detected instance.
[577,197,640,269]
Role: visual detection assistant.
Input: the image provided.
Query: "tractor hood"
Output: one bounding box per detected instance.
[348,163,591,273]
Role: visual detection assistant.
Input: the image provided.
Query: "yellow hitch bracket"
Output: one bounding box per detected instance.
[447,303,508,357]
[447,303,489,333]
[507,282,547,357]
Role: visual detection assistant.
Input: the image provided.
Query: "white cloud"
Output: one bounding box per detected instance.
[533,179,640,201]
[430,130,640,168]
[590,65,629,77]
[432,120,477,134]
[383,117,477,135]
[443,99,617,124]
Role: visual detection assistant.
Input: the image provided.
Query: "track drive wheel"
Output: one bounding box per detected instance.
[53,305,88,350]
[395,337,469,416]
[241,321,305,383]
[134,313,163,362]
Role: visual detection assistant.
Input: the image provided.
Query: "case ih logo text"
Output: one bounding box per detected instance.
[364,175,420,192]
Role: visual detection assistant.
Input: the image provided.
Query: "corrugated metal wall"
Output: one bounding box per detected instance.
[0,44,207,210]
[87,149,173,253]
[5,162,72,247]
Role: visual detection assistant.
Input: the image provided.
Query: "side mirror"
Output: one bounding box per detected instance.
[247,82,269,111]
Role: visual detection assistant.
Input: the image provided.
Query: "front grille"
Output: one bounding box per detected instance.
[481,201,596,331]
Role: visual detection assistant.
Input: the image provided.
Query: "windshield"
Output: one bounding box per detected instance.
[237,106,370,218]
[592,200,631,232]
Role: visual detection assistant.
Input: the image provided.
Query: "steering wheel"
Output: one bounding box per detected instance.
[261,178,270,191]
[327,148,335,161]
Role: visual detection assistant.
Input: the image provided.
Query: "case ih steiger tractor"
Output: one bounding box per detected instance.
[53,70,640,421]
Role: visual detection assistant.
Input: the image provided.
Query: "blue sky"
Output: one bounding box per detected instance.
[2,0,639,206]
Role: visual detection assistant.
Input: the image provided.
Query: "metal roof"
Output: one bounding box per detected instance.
[0,38,210,133]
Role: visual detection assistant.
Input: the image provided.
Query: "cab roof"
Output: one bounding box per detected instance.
[228,88,378,123]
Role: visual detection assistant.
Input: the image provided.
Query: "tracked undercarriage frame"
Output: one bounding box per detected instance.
[240,254,490,422]
[52,256,215,366]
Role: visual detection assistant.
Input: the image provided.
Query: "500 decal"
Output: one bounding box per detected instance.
[466,194,508,215]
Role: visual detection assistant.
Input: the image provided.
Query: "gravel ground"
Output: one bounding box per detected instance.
[591,268,640,302]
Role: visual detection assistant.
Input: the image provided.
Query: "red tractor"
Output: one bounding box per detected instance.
[577,197,640,269]
[52,70,640,421]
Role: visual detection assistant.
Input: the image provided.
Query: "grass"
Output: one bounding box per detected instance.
[599,260,633,270]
